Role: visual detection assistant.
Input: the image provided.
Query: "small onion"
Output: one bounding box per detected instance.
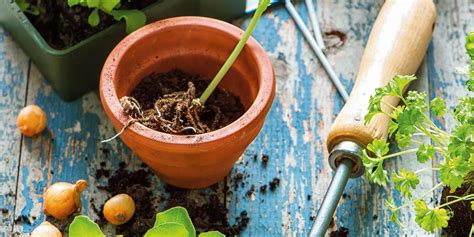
[103,194,136,225]
[43,180,88,220]
[17,105,47,137]
[31,221,62,237]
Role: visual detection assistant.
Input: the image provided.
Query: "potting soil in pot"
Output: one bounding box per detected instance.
[121,69,245,135]
[23,0,157,49]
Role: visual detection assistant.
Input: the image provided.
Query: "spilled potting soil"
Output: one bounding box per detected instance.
[94,162,250,236]
[121,69,245,135]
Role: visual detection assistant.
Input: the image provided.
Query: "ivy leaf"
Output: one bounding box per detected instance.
[110,10,146,33]
[199,231,226,237]
[414,200,450,233]
[416,144,435,163]
[393,168,419,199]
[430,97,447,117]
[88,8,100,27]
[154,207,195,237]
[439,156,470,191]
[69,215,105,237]
[144,223,189,237]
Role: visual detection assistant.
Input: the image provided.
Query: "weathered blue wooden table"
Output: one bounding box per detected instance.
[1,0,472,236]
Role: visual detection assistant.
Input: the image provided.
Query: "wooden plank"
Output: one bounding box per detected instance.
[6,0,471,236]
[0,27,30,235]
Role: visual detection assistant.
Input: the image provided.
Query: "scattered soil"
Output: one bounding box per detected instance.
[329,226,349,237]
[261,154,269,165]
[96,162,156,235]
[259,185,267,193]
[165,185,249,236]
[269,178,280,191]
[440,172,473,237]
[22,0,158,49]
[324,30,347,49]
[94,162,251,236]
[123,69,245,135]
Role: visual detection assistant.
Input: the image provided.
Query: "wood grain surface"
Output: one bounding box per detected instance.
[0,0,472,236]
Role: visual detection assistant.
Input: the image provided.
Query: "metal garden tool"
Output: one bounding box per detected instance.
[309,0,436,236]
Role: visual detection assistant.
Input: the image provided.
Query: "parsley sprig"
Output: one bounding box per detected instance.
[362,32,474,233]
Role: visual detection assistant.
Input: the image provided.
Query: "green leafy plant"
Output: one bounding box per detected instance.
[362,32,474,233]
[144,207,224,237]
[15,0,43,16]
[69,215,105,237]
[67,0,146,33]
[68,207,224,237]
[197,0,271,105]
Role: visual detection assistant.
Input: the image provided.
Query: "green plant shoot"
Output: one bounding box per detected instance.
[68,0,146,33]
[198,0,271,105]
[362,32,474,233]
[15,0,42,16]
[69,215,105,237]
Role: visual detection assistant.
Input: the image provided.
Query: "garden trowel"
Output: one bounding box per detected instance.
[309,0,436,236]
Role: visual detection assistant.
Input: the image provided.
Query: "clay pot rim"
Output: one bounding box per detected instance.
[100,16,275,146]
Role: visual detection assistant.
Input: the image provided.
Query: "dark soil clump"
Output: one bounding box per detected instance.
[329,226,349,237]
[23,0,157,49]
[269,177,280,191]
[440,173,473,237]
[123,69,245,135]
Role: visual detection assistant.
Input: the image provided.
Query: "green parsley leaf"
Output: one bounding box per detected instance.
[393,168,419,199]
[416,144,436,163]
[395,132,412,149]
[397,108,424,136]
[448,124,474,160]
[466,79,474,92]
[414,200,450,233]
[439,156,470,191]
[430,97,447,117]
[385,197,401,226]
[367,139,390,157]
[366,163,389,186]
[455,97,474,124]
[406,91,427,111]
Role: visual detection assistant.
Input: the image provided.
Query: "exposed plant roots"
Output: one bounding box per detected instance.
[121,82,212,135]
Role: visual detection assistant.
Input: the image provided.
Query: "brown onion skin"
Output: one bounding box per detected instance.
[31,221,62,237]
[43,180,87,220]
[17,105,47,137]
[103,193,136,225]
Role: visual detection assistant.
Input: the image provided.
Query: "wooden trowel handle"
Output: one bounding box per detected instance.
[327,0,436,151]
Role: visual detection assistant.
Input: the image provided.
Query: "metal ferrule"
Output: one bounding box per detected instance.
[328,141,365,178]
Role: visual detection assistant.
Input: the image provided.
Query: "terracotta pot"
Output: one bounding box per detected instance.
[100,16,275,188]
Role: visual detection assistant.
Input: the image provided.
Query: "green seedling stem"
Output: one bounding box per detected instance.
[198,0,270,105]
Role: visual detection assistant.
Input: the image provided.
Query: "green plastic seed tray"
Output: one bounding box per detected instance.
[0,0,246,101]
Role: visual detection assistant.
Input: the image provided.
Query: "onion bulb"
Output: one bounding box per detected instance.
[17,105,47,137]
[103,194,136,225]
[31,221,62,237]
[43,180,88,220]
